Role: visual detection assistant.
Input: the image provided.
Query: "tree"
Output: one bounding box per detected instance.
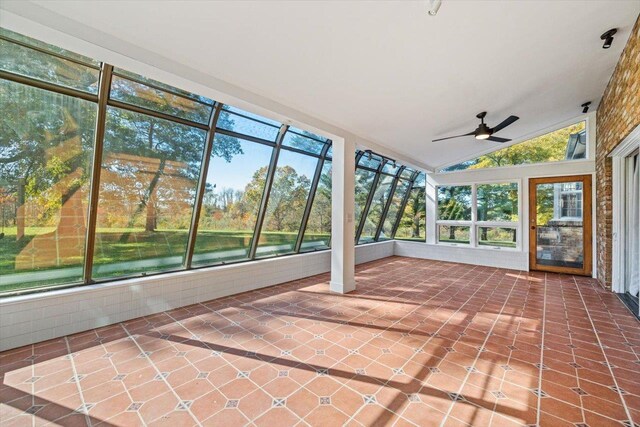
[241,165,311,232]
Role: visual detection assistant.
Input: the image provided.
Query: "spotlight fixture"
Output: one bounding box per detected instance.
[365,149,372,161]
[581,102,591,114]
[427,0,442,16]
[600,28,617,49]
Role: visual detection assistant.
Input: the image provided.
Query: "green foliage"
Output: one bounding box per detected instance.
[441,122,586,172]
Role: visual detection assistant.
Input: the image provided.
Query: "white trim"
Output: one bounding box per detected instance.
[610,124,640,293]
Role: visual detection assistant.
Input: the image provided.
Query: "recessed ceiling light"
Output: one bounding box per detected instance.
[600,28,617,49]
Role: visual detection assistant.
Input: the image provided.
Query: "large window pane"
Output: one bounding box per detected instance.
[354,168,376,232]
[438,225,470,245]
[440,121,586,172]
[193,136,272,265]
[0,28,100,93]
[110,73,213,124]
[477,182,519,222]
[256,149,318,257]
[437,185,472,221]
[379,179,411,241]
[359,174,394,243]
[218,106,281,142]
[395,185,426,241]
[92,107,206,279]
[0,80,97,294]
[478,226,517,248]
[301,160,332,252]
[282,127,328,155]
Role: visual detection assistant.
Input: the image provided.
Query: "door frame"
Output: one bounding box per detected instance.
[611,124,640,294]
[528,174,592,276]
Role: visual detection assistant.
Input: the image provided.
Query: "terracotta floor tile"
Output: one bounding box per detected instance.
[2,258,639,426]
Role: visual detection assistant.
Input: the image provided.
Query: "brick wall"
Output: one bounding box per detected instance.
[595,15,640,289]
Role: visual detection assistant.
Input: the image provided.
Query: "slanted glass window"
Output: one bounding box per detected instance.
[217,105,281,142]
[0,28,100,93]
[440,121,587,172]
[282,127,328,155]
[359,173,394,244]
[437,186,472,221]
[0,80,97,293]
[476,183,518,222]
[192,135,272,265]
[301,160,332,252]
[358,153,382,170]
[354,168,377,231]
[379,179,411,241]
[110,70,214,124]
[92,107,206,279]
[256,150,318,257]
[395,174,426,241]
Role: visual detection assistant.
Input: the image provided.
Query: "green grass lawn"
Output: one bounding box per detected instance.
[0,227,331,275]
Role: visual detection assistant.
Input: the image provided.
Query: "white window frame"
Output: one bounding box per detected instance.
[436,181,520,251]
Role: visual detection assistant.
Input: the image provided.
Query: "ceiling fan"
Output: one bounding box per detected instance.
[432,112,519,143]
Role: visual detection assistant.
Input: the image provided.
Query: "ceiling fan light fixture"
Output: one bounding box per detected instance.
[600,28,617,49]
[475,124,491,140]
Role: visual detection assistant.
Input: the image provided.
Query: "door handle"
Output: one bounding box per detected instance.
[531,226,536,230]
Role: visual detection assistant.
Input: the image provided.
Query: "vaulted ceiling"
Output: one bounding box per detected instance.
[3,1,639,169]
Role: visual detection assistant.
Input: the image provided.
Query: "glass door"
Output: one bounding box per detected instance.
[529,175,592,275]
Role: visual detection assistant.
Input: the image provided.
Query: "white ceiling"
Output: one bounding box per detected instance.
[3,1,639,169]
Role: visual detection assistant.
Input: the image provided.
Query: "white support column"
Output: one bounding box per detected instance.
[330,136,356,293]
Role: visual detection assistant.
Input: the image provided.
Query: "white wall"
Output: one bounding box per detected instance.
[0,242,394,352]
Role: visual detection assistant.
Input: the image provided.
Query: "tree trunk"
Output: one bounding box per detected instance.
[449,226,456,240]
[481,227,488,241]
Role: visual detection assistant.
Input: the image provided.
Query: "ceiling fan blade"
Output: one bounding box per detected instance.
[492,115,519,133]
[432,131,475,142]
[487,136,511,143]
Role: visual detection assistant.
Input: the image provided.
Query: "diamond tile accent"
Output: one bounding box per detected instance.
[113,374,127,381]
[77,403,94,414]
[320,397,331,405]
[363,395,377,405]
[447,393,464,402]
[531,389,547,397]
[278,370,289,377]
[316,369,328,376]
[176,400,192,410]
[226,400,239,408]
[25,405,44,415]
[237,371,249,379]
[407,394,421,402]
[24,376,41,383]
[272,398,286,407]
[428,367,440,373]
[127,402,143,412]
[571,388,588,396]
[197,372,209,379]
[491,391,506,399]
[155,372,170,380]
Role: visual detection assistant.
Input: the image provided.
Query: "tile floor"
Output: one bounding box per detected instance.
[1,256,639,427]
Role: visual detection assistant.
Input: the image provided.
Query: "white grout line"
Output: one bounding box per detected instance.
[120,323,203,427]
[439,270,522,426]
[63,336,93,427]
[534,273,548,426]
[573,277,635,426]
